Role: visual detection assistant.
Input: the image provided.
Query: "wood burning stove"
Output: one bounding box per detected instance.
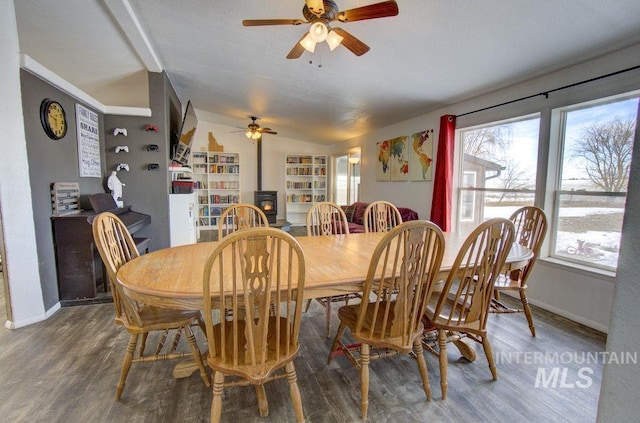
[254,190,277,223]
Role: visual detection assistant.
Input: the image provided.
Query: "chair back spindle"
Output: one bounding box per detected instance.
[306,201,350,236]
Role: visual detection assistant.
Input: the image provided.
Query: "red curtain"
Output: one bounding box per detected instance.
[430,115,456,231]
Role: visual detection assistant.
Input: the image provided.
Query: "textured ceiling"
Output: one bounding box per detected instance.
[14,0,640,144]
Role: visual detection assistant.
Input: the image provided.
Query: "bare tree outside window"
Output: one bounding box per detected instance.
[462,127,507,158]
[570,117,636,192]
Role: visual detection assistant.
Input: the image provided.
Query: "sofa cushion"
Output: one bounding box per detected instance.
[351,201,369,225]
[398,207,419,222]
[348,222,365,233]
[341,204,357,223]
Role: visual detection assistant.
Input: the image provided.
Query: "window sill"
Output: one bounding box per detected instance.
[538,257,616,281]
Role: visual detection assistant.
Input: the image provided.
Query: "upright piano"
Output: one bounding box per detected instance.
[52,194,150,305]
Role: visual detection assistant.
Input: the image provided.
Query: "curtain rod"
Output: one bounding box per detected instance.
[455,64,640,118]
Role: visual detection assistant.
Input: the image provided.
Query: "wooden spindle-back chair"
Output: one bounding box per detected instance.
[306,201,350,236]
[328,221,445,420]
[363,200,402,233]
[92,212,209,400]
[423,218,515,399]
[217,203,269,240]
[202,227,306,423]
[491,206,547,336]
[305,201,358,337]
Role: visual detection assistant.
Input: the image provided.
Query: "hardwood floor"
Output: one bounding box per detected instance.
[0,294,605,422]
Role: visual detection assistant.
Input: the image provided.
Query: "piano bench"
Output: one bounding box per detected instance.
[134,237,150,254]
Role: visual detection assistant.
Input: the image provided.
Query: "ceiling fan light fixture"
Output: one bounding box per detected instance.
[308,21,328,42]
[326,30,344,51]
[300,32,317,53]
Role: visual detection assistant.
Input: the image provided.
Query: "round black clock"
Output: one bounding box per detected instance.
[40,99,68,140]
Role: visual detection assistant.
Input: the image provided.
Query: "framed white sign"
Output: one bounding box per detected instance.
[76,103,101,177]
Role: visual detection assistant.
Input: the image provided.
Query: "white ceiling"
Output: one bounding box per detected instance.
[14,0,640,144]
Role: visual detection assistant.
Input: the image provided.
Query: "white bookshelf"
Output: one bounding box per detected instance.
[285,154,327,225]
[192,151,240,234]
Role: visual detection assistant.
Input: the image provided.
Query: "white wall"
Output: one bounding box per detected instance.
[331,42,640,332]
[597,100,640,420]
[0,1,47,328]
[190,112,330,222]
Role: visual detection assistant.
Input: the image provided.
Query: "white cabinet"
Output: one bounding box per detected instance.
[169,193,197,246]
[284,154,327,225]
[192,152,241,234]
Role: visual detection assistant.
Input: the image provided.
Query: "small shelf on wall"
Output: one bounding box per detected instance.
[284,154,327,225]
[192,151,240,234]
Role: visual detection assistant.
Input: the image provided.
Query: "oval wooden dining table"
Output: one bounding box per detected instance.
[117,231,532,310]
[117,230,532,377]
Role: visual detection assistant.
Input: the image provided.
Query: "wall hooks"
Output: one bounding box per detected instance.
[113,128,128,136]
[144,124,159,132]
[146,144,159,152]
[116,163,129,171]
[147,163,159,171]
[115,145,129,153]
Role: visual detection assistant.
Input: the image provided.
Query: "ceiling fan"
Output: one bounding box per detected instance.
[240,116,278,140]
[242,0,399,58]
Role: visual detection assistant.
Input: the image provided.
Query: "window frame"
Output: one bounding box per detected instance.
[455,114,541,233]
[547,92,639,272]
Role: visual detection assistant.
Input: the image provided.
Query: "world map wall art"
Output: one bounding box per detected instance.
[377,130,434,182]
[377,136,408,181]
[410,129,434,181]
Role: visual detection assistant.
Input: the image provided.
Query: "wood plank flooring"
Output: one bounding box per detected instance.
[0,294,605,422]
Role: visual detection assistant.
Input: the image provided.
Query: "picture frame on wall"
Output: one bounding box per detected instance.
[377,136,409,181]
[410,129,434,181]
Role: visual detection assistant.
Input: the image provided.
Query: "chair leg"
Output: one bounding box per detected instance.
[184,325,210,387]
[255,384,269,417]
[481,336,498,380]
[520,290,536,337]
[360,343,370,421]
[325,299,332,338]
[304,298,312,313]
[195,314,207,335]
[285,361,305,423]
[211,371,225,423]
[116,333,138,400]
[328,322,346,364]
[438,329,448,400]
[138,332,149,357]
[413,338,432,401]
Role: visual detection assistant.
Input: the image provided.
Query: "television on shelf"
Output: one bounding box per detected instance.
[171,100,198,166]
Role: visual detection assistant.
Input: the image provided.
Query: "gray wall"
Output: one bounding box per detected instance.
[103,71,177,251]
[20,70,107,310]
[20,69,179,309]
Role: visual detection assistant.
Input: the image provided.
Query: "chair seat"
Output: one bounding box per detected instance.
[207,317,299,382]
[493,273,526,290]
[137,307,200,329]
[425,299,484,335]
[338,302,423,352]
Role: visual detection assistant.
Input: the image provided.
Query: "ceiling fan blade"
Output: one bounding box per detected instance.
[286,33,307,59]
[243,19,304,26]
[337,1,399,22]
[260,128,278,135]
[305,0,325,16]
[332,28,370,56]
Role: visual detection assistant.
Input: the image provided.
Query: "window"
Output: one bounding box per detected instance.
[551,95,639,271]
[457,116,540,234]
[460,172,476,221]
[334,155,348,205]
